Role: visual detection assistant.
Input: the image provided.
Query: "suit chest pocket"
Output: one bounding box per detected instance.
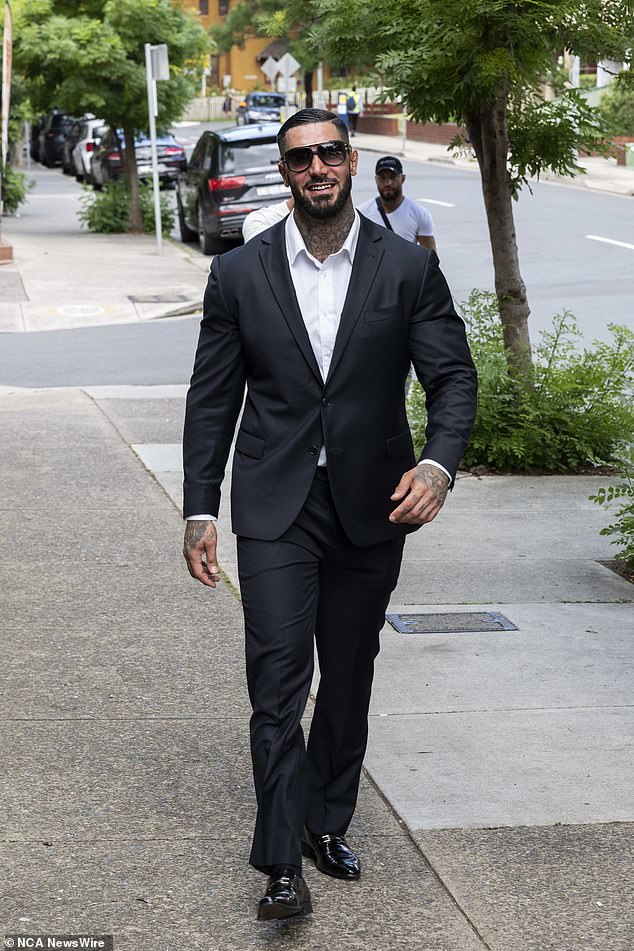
[364,306,401,324]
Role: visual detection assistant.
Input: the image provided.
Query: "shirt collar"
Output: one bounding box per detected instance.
[285,208,360,268]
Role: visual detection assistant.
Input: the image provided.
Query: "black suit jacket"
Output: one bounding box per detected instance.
[183,214,477,547]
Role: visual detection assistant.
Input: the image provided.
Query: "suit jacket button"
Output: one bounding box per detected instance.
[309,446,319,455]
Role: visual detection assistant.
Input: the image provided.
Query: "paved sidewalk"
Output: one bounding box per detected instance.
[1,133,633,950]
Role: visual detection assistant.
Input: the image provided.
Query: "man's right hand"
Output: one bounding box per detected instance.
[183,520,221,588]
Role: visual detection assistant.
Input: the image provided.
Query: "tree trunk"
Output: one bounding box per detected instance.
[123,126,143,233]
[304,70,313,108]
[466,94,533,386]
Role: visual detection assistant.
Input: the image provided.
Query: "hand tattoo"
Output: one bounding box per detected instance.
[415,464,449,506]
[183,519,215,554]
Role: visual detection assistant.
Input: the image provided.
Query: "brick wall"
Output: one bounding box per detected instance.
[357,115,399,135]
[356,115,465,144]
[406,122,464,145]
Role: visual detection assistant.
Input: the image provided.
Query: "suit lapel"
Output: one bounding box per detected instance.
[326,219,384,383]
[258,223,323,384]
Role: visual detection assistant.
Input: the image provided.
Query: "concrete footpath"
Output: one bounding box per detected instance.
[1,137,633,951]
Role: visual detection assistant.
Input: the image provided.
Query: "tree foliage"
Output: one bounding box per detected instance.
[211,0,321,99]
[312,0,634,384]
[12,0,211,230]
[598,71,634,135]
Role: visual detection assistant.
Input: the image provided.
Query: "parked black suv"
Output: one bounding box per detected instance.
[176,124,289,255]
[38,110,76,167]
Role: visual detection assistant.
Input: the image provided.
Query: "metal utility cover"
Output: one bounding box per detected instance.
[128,294,192,303]
[386,612,518,634]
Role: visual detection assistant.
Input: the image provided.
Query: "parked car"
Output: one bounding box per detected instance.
[30,116,45,162]
[71,117,107,183]
[38,110,76,167]
[61,119,86,175]
[176,124,290,255]
[236,92,286,125]
[90,128,187,189]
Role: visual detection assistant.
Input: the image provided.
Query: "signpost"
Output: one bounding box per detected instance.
[0,0,13,261]
[260,56,279,91]
[144,42,169,255]
[276,51,300,96]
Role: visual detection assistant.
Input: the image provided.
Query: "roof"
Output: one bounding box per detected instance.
[216,123,282,143]
[255,39,288,62]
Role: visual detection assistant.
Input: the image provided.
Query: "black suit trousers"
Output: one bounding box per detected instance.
[237,468,405,874]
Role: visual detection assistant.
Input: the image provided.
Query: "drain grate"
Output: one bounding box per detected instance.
[386,611,518,634]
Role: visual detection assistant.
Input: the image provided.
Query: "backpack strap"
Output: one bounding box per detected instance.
[375,196,394,231]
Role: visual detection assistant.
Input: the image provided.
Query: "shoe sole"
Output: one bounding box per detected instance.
[301,840,361,880]
[257,899,313,921]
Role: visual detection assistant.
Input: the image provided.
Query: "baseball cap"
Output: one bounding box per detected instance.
[375,155,403,174]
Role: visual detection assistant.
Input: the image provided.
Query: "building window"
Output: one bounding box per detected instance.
[208,55,220,86]
[219,0,229,15]
[199,0,208,13]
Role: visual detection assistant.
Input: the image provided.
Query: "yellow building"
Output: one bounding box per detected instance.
[174,0,285,92]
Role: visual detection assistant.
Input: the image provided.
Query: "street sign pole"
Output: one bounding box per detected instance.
[276,52,301,118]
[144,43,169,255]
[260,56,279,94]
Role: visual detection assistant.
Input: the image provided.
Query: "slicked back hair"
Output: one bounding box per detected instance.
[277,109,350,155]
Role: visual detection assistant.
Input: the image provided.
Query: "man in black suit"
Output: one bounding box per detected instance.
[182,109,477,921]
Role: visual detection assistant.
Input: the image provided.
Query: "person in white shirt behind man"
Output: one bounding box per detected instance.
[358,155,436,250]
[242,197,293,242]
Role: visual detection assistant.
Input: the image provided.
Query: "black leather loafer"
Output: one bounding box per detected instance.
[257,870,313,921]
[302,829,361,880]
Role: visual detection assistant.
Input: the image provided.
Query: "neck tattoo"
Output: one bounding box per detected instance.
[294,204,356,263]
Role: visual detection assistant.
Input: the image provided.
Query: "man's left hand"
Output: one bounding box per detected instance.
[389,464,449,524]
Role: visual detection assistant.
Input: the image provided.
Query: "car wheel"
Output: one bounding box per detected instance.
[198,207,225,255]
[178,195,197,243]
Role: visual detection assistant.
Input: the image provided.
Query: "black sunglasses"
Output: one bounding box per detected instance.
[281,140,351,173]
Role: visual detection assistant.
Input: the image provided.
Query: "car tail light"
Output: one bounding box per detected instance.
[208,176,246,192]
[163,146,184,155]
[86,142,95,152]
[106,152,120,161]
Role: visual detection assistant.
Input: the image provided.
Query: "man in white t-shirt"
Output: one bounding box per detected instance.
[242,197,293,242]
[357,155,436,250]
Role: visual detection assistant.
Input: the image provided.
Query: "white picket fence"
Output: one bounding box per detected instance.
[180,87,389,122]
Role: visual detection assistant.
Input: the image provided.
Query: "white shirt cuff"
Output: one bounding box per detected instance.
[185,514,217,521]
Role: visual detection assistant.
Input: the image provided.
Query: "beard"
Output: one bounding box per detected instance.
[291,171,353,220]
[378,183,402,202]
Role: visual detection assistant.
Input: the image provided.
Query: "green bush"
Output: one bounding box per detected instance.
[590,450,634,575]
[78,180,174,235]
[407,289,634,471]
[597,73,634,136]
[1,164,33,215]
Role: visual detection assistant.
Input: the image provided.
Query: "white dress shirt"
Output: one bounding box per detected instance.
[285,209,359,465]
[187,211,449,521]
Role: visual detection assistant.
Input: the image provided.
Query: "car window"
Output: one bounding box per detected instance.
[189,136,209,171]
[249,94,284,107]
[220,141,280,174]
